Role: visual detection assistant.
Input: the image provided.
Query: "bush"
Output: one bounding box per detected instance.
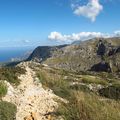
[0,67,26,85]
[81,75,108,85]
[0,82,7,98]
[99,84,120,100]
[0,101,17,120]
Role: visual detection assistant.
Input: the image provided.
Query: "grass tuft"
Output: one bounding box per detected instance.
[0,81,7,98]
[0,101,17,120]
[58,91,120,120]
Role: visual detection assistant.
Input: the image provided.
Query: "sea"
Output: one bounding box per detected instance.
[0,47,34,62]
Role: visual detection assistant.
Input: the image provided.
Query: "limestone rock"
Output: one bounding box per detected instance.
[3,62,63,120]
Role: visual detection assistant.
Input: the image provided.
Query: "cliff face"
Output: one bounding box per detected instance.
[27,37,120,72]
[27,45,67,62]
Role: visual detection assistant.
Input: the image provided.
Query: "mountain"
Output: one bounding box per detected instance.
[27,45,68,62]
[11,51,32,62]
[1,38,120,119]
[71,40,82,45]
[27,37,120,73]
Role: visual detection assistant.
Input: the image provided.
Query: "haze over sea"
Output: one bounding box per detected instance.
[0,47,33,62]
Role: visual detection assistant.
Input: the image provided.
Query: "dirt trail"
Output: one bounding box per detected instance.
[3,63,60,120]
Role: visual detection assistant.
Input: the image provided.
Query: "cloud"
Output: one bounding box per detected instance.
[48,30,120,43]
[72,0,103,22]
[23,40,30,43]
[114,30,120,37]
[48,31,109,42]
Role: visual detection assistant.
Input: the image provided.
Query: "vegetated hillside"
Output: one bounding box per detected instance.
[0,61,120,120]
[0,66,26,85]
[0,66,26,120]
[35,62,120,120]
[27,37,120,73]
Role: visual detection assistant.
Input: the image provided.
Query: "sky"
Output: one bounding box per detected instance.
[0,0,120,47]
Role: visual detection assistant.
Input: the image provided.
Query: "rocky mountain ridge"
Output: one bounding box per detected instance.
[27,37,120,73]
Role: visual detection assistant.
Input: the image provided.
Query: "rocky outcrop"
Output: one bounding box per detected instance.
[27,45,67,62]
[2,62,64,120]
[97,40,106,56]
[90,62,111,72]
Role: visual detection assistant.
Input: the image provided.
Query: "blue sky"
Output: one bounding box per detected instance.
[0,0,120,47]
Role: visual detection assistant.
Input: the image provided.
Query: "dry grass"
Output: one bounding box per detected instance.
[58,91,120,120]
[36,68,70,99]
[36,66,120,120]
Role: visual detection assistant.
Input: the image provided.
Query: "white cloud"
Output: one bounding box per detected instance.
[114,30,120,37]
[48,30,120,43]
[23,40,30,43]
[48,32,65,41]
[48,31,108,42]
[72,0,103,22]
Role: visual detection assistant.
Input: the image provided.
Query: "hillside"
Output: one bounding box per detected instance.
[0,61,120,120]
[1,62,66,120]
[27,37,120,73]
[0,37,120,120]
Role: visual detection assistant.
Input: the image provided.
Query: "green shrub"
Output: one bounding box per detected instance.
[0,101,17,120]
[81,75,108,85]
[99,84,120,100]
[0,82,7,98]
[0,67,26,85]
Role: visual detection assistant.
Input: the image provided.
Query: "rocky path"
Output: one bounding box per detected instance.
[3,64,60,120]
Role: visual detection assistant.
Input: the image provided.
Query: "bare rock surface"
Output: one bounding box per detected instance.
[2,62,61,120]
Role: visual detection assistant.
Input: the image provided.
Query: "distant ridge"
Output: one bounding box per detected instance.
[27,37,120,73]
